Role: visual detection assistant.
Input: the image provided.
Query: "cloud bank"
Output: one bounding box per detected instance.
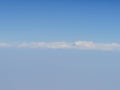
[0,41,120,51]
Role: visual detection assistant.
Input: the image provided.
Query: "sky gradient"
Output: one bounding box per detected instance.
[0,0,120,90]
[0,0,120,42]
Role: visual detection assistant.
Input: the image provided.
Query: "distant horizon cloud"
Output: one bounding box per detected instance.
[0,41,120,51]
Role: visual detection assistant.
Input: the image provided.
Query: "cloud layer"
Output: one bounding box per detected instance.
[0,41,120,51]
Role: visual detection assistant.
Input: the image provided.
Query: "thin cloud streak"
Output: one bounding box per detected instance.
[0,41,120,51]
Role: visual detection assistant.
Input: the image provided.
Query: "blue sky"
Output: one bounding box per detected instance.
[0,0,120,42]
[0,0,120,90]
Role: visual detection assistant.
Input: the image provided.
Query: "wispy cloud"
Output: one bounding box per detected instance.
[0,43,11,48]
[74,41,120,51]
[0,41,120,51]
[17,42,71,48]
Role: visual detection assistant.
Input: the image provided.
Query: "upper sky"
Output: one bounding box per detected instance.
[0,0,120,42]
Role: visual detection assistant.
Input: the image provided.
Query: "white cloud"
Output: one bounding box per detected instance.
[74,41,120,51]
[17,42,71,48]
[74,41,96,49]
[0,41,120,51]
[0,43,11,48]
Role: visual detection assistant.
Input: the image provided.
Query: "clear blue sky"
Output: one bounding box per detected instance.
[0,0,120,90]
[0,0,120,42]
